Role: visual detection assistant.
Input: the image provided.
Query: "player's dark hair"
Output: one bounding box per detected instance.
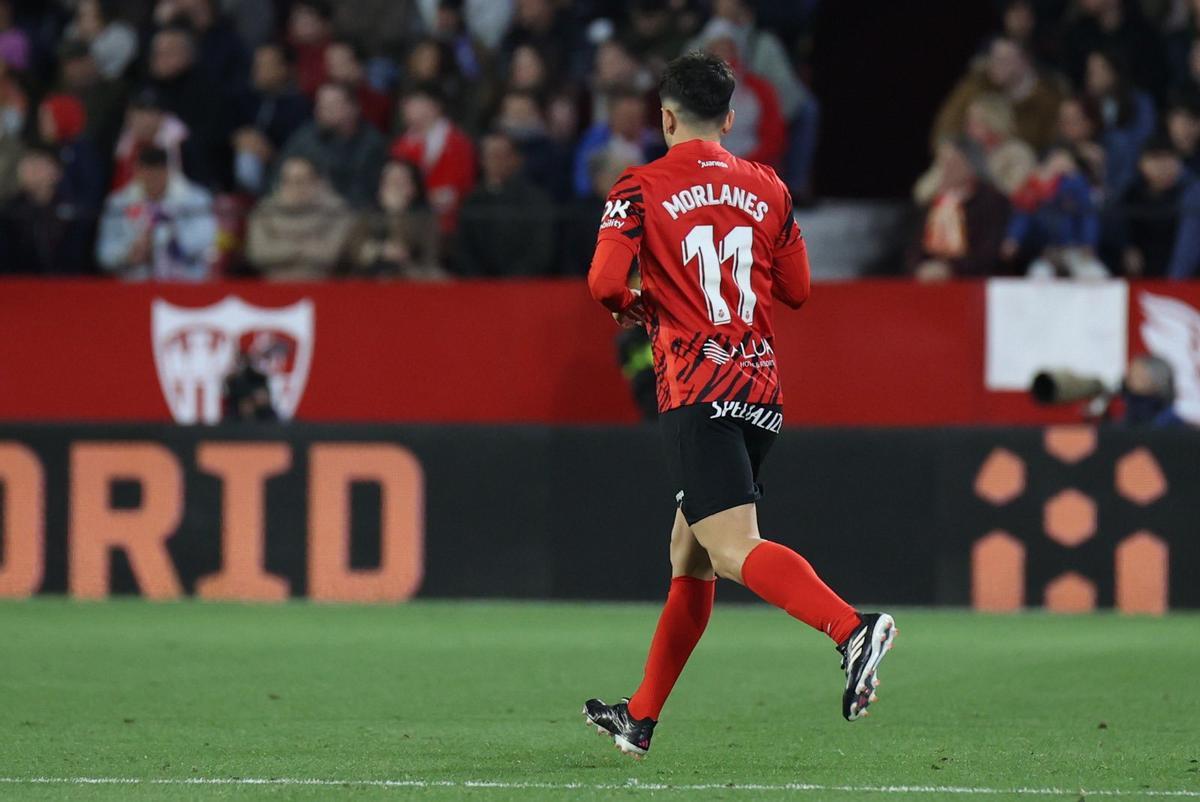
[659,51,735,125]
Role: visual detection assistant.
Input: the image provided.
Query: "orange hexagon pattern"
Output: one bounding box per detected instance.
[970,427,1170,614]
[1043,489,1097,548]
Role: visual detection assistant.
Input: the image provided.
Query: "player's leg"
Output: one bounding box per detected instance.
[626,509,715,719]
[583,510,715,757]
[689,502,897,721]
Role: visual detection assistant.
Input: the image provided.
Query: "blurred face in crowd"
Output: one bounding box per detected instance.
[986,39,1027,89]
[499,93,544,135]
[434,4,464,35]
[75,0,105,38]
[481,134,522,186]
[591,155,627,198]
[315,84,358,133]
[1057,98,1095,144]
[1126,356,1169,397]
[1003,1,1034,42]
[609,95,646,140]
[252,44,289,92]
[595,41,640,87]
[137,162,170,201]
[408,41,443,81]
[510,45,546,90]
[325,42,364,84]
[401,93,441,132]
[61,52,100,88]
[714,0,751,24]
[289,4,330,44]
[1168,108,1200,156]
[633,4,669,37]
[516,0,554,30]
[1085,52,1117,97]
[965,102,1000,146]
[379,161,419,211]
[17,152,61,202]
[129,107,165,143]
[172,0,214,32]
[1139,151,1183,193]
[150,29,195,81]
[278,157,321,206]
[546,94,578,140]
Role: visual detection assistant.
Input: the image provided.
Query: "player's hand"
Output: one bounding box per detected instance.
[613,290,648,329]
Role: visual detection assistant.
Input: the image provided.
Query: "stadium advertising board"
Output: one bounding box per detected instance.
[0,425,1195,609]
[3,280,1199,426]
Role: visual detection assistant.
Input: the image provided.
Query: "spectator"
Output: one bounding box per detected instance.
[344,158,444,278]
[154,0,248,95]
[402,37,468,122]
[621,0,689,74]
[65,0,136,80]
[689,0,818,193]
[37,93,105,210]
[932,37,1064,152]
[495,90,571,198]
[456,131,552,276]
[907,137,1011,281]
[416,0,514,51]
[1166,92,1200,173]
[324,38,391,133]
[499,0,573,76]
[573,89,658,198]
[0,55,26,139]
[97,145,216,281]
[245,155,353,280]
[1053,95,1107,186]
[391,83,476,231]
[0,0,30,71]
[111,88,196,190]
[1004,146,1107,279]
[1061,0,1167,102]
[232,42,312,195]
[1120,355,1186,427]
[589,39,655,124]
[332,0,418,55]
[702,25,786,167]
[287,0,334,99]
[0,147,92,274]
[145,25,228,180]
[277,81,388,207]
[1118,137,1200,278]
[916,95,1036,203]
[56,39,128,160]
[1083,48,1156,196]
[506,43,548,95]
[427,0,489,83]
[560,143,629,276]
[220,0,275,51]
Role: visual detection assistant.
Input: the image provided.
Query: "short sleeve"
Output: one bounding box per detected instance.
[595,170,646,252]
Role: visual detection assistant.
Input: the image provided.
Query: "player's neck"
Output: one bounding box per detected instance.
[668,131,723,148]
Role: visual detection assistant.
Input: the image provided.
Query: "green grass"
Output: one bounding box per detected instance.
[0,601,1197,801]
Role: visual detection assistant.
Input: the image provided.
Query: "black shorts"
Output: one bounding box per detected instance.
[659,401,782,525]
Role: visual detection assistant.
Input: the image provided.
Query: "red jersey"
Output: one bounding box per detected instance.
[589,139,810,413]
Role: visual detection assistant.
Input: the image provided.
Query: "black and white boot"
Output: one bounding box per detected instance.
[837,612,898,721]
[582,697,656,757]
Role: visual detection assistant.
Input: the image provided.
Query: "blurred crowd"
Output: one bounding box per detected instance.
[0,0,819,280]
[910,0,1200,281]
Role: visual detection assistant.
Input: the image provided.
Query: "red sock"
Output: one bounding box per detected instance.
[627,576,715,721]
[741,540,861,644]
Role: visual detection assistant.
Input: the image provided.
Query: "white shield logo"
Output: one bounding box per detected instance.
[151,296,315,424]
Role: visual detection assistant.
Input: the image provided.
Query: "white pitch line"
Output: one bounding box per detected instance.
[0,777,1197,797]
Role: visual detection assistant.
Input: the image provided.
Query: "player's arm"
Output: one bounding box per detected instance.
[588,170,648,323]
[770,199,811,309]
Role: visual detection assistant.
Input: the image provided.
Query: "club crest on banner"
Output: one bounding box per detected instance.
[151,296,314,424]
[1139,292,1200,424]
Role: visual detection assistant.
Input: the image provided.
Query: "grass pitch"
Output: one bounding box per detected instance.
[0,600,1197,801]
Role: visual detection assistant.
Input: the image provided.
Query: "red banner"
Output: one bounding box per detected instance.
[0,279,1193,425]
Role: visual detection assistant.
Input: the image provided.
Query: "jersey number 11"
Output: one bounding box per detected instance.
[682,225,757,325]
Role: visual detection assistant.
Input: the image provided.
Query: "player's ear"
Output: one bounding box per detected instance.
[662,106,676,137]
[721,108,735,136]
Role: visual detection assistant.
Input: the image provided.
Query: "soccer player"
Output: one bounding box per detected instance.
[583,52,897,758]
